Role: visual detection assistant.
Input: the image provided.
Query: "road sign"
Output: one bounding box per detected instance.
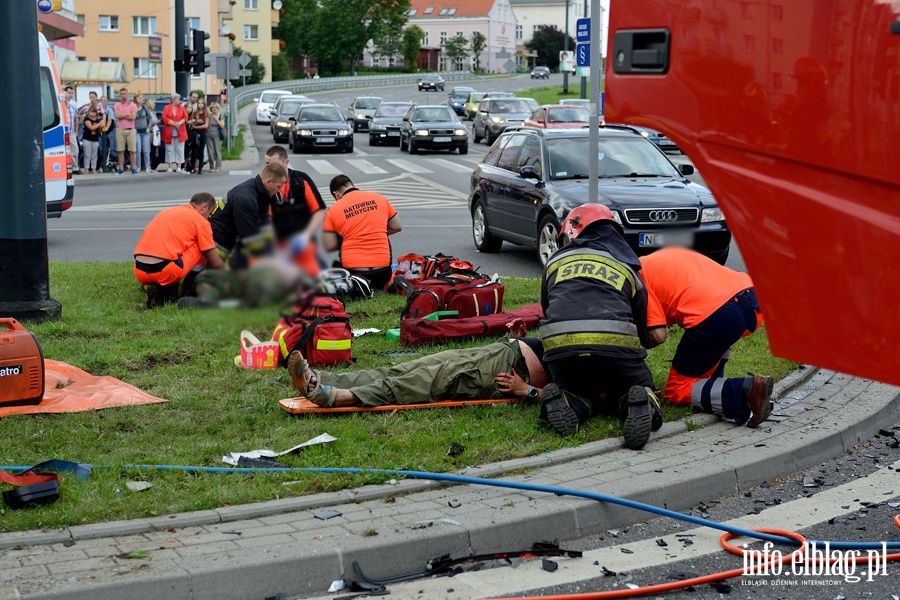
[238,69,252,77]
[576,43,589,67]
[501,59,517,73]
[576,18,590,43]
[216,55,240,79]
[238,52,251,68]
[37,0,53,13]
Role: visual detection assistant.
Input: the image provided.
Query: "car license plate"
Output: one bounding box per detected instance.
[639,231,694,248]
[316,137,335,144]
[658,139,675,146]
[433,136,451,142]
[387,131,399,136]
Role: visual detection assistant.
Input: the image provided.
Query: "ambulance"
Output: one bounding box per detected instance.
[38,32,74,218]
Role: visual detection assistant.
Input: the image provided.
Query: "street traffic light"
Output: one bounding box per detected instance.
[189,29,210,74]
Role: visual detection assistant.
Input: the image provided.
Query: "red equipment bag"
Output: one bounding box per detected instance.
[401,272,504,320]
[395,253,476,286]
[400,304,545,346]
[271,295,352,367]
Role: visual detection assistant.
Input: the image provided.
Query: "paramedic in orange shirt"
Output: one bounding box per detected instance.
[639,247,772,428]
[133,192,225,292]
[263,146,326,276]
[322,174,402,290]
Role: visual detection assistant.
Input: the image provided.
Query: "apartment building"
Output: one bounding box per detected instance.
[510,0,584,49]
[229,0,280,83]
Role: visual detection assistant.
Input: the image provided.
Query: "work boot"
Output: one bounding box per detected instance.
[287,350,311,393]
[144,284,160,309]
[745,375,774,428]
[540,383,581,436]
[648,388,663,432]
[622,385,652,450]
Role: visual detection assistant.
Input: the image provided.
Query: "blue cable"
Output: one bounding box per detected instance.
[5,462,899,551]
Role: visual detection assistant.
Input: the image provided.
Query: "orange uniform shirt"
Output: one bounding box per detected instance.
[639,247,753,329]
[322,189,396,269]
[134,204,215,260]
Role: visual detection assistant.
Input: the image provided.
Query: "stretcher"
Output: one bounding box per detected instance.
[279,396,523,415]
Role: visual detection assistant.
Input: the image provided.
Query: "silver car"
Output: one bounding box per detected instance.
[472,98,533,145]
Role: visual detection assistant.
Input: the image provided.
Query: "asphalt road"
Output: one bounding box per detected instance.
[48,72,746,277]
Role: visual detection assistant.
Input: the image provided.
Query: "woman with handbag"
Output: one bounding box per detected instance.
[133,94,157,173]
[206,103,225,173]
[190,98,210,174]
[161,94,188,173]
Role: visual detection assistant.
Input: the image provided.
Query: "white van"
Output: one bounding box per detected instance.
[254,89,291,124]
[38,33,74,218]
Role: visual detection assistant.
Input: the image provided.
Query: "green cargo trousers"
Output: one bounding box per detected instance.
[321,339,525,406]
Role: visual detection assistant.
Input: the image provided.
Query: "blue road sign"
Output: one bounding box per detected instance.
[576,43,590,67]
[37,0,53,13]
[576,18,590,43]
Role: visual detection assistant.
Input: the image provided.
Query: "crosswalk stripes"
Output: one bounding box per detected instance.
[430,157,477,173]
[305,159,341,175]
[315,173,469,210]
[346,159,388,175]
[382,158,432,174]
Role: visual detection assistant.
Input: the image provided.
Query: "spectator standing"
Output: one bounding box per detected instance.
[183,91,199,171]
[264,145,327,276]
[64,86,80,173]
[133,93,156,173]
[133,192,225,308]
[114,88,138,175]
[322,174,402,290]
[210,162,289,267]
[190,98,210,174]
[539,204,662,449]
[81,106,103,173]
[98,96,117,172]
[161,94,188,173]
[206,103,225,173]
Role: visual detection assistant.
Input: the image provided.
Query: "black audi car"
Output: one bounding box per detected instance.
[399,105,468,155]
[468,127,731,265]
[289,104,353,153]
[368,101,413,146]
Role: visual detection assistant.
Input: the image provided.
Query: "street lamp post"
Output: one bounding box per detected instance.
[563,0,569,94]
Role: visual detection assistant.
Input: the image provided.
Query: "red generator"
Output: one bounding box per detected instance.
[0,318,45,405]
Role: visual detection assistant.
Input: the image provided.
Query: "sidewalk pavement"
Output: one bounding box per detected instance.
[71,103,259,183]
[2,367,899,600]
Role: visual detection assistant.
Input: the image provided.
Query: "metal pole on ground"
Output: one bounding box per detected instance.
[563,0,570,94]
[0,4,61,321]
[175,0,188,99]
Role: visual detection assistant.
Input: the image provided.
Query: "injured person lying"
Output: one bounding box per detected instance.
[287,319,550,407]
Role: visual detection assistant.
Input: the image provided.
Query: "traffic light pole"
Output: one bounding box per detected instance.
[0,4,61,321]
[175,0,189,99]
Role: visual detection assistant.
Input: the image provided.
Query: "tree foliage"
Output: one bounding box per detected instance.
[274,0,319,60]
[271,53,293,81]
[442,34,468,69]
[307,0,411,76]
[230,46,266,85]
[402,25,425,71]
[470,31,487,72]
[525,25,575,71]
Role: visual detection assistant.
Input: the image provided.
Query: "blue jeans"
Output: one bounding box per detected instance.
[135,132,152,170]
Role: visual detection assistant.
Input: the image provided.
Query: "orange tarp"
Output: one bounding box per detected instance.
[0,360,167,418]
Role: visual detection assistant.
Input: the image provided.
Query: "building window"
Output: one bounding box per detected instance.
[99,57,119,62]
[244,25,259,41]
[132,16,157,37]
[454,57,464,71]
[75,14,85,25]
[772,37,783,55]
[244,0,258,10]
[440,31,447,44]
[185,17,200,47]
[770,4,783,21]
[388,56,395,67]
[133,57,158,78]
[516,24,522,40]
[772,72,783,92]
[408,9,417,16]
[76,56,86,61]
[99,15,119,31]
[456,31,464,39]
[439,56,446,71]
[424,7,433,14]
[421,32,429,46]
[740,2,754,19]
[447,8,456,15]
[439,8,448,15]
[743,34,755,53]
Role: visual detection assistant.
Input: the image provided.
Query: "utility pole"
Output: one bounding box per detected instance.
[563,0,570,94]
[0,3,61,321]
[175,0,188,99]
[580,0,588,99]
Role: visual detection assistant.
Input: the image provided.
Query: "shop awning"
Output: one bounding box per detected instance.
[60,61,127,84]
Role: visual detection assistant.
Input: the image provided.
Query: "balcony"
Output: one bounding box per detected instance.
[271,8,280,27]
[218,0,234,18]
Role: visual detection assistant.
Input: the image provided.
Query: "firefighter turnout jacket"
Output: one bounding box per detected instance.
[211,175,275,258]
[540,222,650,362]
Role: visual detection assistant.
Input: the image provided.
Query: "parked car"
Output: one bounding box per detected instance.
[418,74,445,92]
[622,124,682,153]
[531,66,550,79]
[346,96,383,132]
[468,127,730,265]
[525,104,591,129]
[520,97,540,112]
[482,91,517,100]
[464,92,487,120]
[289,104,353,153]
[268,94,311,132]
[368,101,413,146]
[399,105,468,155]
[254,89,291,124]
[447,86,476,116]
[272,97,315,142]
[472,98,533,145]
[558,98,591,108]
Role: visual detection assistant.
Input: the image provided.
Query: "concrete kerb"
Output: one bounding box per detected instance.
[0,364,820,552]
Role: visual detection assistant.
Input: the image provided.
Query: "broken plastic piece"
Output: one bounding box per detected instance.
[2,480,60,509]
[541,558,558,572]
[237,456,289,469]
[328,580,345,592]
[126,481,152,492]
[314,509,342,521]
